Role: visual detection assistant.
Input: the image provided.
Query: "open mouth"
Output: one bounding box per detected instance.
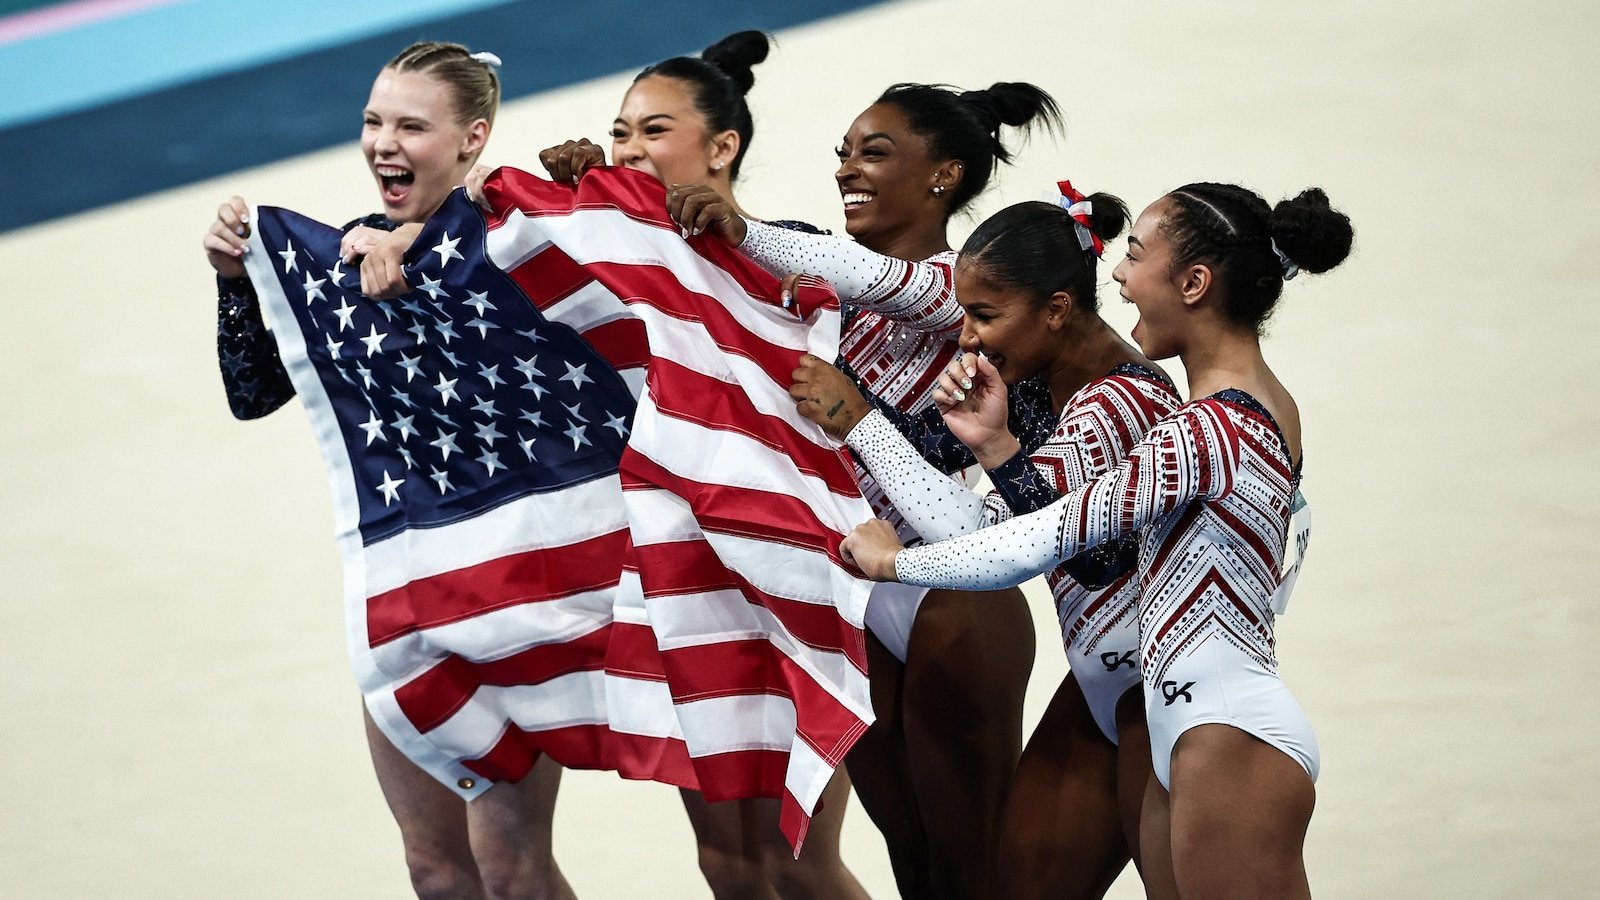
[841,191,874,213]
[376,165,415,206]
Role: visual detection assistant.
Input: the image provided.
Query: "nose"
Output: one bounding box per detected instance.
[1111,258,1127,285]
[373,125,400,156]
[835,154,857,186]
[958,320,981,352]
[614,133,645,166]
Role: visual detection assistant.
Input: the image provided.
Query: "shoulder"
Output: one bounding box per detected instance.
[764,219,830,235]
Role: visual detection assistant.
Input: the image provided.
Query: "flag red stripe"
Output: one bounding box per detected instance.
[393,627,613,733]
[631,538,868,673]
[366,528,628,647]
[639,357,861,496]
[658,639,867,760]
[461,722,616,782]
[621,451,856,564]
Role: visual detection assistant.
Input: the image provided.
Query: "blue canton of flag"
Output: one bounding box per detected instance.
[250,194,637,545]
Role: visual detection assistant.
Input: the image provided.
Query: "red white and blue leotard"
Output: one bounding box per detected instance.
[892,391,1318,786]
[847,365,1181,742]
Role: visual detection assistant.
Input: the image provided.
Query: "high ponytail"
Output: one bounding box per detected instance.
[876,81,1063,216]
[961,188,1129,313]
[635,30,772,179]
[1161,182,1354,332]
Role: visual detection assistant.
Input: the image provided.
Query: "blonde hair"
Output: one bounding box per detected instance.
[384,41,501,127]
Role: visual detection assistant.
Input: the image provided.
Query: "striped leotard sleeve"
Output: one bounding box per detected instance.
[846,408,986,541]
[893,404,1236,590]
[740,219,963,337]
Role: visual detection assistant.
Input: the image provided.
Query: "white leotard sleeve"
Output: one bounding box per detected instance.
[893,406,1234,590]
[845,409,984,542]
[740,219,963,336]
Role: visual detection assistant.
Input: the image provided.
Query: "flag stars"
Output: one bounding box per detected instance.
[604,412,630,438]
[328,259,348,285]
[429,428,462,460]
[398,446,417,470]
[475,449,505,477]
[360,324,388,357]
[389,387,416,410]
[418,273,448,300]
[433,373,460,405]
[477,363,505,388]
[324,333,344,360]
[354,361,375,389]
[562,402,588,423]
[278,240,299,273]
[475,420,506,446]
[431,233,464,268]
[358,412,386,446]
[517,409,545,428]
[397,353,424,383]
[466,317,499,339]
[514,355,544,381]
[434,319,460,345]
[332,297,360,331]
[440,348,464,369]
[376,470,404,506]
[517,433,538,461]
[391,413,418,441]
[471,395,499,418]
[559,362,594,389]
[515,326,546,344]
[429,466,454,494]
[301,271,327,304]
[464,290,496,315]
[407,322,430,345]
[563,421,590,450]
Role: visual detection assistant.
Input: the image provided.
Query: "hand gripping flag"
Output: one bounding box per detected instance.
[244,166,875,851]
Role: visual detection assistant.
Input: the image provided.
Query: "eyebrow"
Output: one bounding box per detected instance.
[617,113,677,126]
[1127,236,1145,249]
[859,132,895,145]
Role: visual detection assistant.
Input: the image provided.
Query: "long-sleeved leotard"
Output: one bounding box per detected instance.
[849,364,1181,741]
[892,391,1318,783]
[215,214,395,419]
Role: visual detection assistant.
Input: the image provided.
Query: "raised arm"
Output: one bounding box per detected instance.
[740,219,963,336]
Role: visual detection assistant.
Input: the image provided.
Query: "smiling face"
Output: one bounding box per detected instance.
[953,260,1068,385]
[361,68,486,223]
[834,102,950,249]
[1111,198,1192,359]
[611,74,732,187]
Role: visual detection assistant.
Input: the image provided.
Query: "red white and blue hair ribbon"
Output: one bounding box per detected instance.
[1054,180,1102,258]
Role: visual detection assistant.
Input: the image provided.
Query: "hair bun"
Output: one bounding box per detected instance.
[1083,191,1130,244]
[701,30,770,94]
[957,82,1061,161]
[1270,187,1353,275]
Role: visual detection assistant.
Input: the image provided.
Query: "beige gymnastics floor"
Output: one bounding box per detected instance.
[3,0,1597,895]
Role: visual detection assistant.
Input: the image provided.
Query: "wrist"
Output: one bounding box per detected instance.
[973,432,1022,470]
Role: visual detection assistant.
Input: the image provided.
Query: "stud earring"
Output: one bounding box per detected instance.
[932,185,945,195]
[713,161,725,171]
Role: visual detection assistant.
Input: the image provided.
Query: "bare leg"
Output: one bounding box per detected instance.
[843,633,930,897]
[902,587,1035,899]
[1166,724,1315,899]
[363,707,485,899]
[761,769,871,900]
[1139,775,1179,900]
[997,673,1128,899]
[680,790,780,900]
[1112,690,1151,874]
[467,755,577,900]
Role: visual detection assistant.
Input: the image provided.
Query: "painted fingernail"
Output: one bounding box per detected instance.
[240,212,249,223]
[235,226,247,237]
[953,388,966,402]
[962,378,972,390]
[681,226,690,239]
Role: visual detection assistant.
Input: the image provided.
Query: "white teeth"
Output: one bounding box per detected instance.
[376,166,410,177]
[842,192,873,204]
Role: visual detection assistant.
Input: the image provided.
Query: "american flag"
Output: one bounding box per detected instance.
[245,167,874,850]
